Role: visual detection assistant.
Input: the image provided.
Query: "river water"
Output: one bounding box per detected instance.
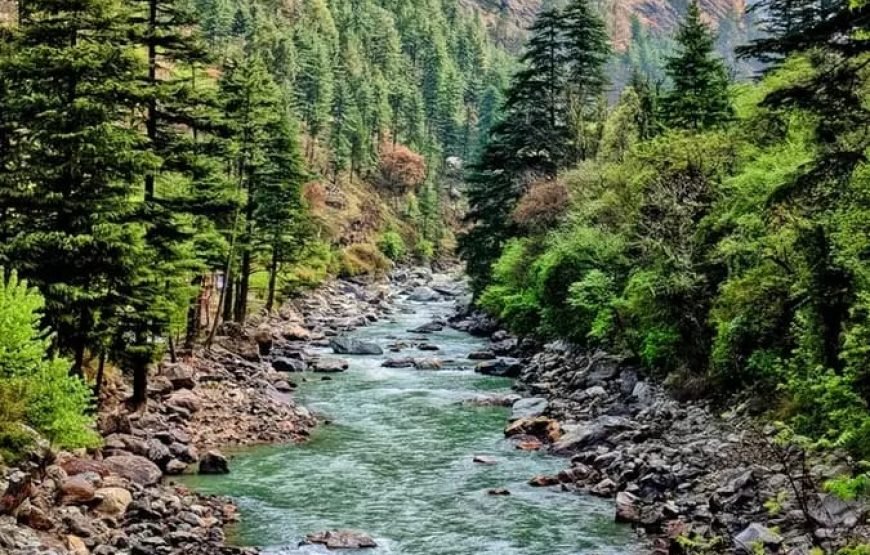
[181,293,636,554]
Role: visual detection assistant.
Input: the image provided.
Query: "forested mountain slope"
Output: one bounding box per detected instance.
[465,0,748,46]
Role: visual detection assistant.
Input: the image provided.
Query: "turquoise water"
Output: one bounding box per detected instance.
[181,296,636,554]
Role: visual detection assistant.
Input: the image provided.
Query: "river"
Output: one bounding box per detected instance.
[181,290,637,554]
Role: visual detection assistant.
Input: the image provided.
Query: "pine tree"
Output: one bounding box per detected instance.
[502,7,569,176]
[253,112,309,312]
[661,1,733,131]
[0,0,154,376]
[562,0,611,162]
[219,53,282,323]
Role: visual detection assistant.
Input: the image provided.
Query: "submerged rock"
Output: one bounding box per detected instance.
[311,358,349,373]
[329,337,384,355]
[407,287,441,302]
[304,530,378,549]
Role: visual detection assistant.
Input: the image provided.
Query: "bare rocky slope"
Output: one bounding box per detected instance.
[464,0,748,50]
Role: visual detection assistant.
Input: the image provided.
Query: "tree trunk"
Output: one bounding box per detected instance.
[94,351,106,406]
[222,272,234,324]
[185,275,204,350]
[131,361,148,409]
[236,249,251,322]
[266,241,279,313]
[145,0,158,200]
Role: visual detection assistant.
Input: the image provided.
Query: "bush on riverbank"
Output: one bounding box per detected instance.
[472,56,870,459]
[0,271,99,458]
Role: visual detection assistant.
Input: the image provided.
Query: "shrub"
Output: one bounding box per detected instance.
[0,271,99,450]
[414,239,435,262]
[339,243,392,277]
[378,142,426,196]
[377,230,406,261]
[512,179,570,233]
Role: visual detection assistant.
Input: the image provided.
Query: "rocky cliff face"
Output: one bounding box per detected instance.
[0,1,16,26]
[464,0,748,51]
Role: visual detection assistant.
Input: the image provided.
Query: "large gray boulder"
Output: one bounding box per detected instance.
[103,455,162,486]
[407,287,441,302]
[733,523,782,553]
[510,397,549,421]
[330,337,383,355]
[475,358,522,378]
[273,357,306,373]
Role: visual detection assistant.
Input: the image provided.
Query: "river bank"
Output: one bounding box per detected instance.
[448,311,870,553]
[0,270,419,554]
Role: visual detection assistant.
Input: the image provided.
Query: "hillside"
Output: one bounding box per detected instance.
[464,0,749,51]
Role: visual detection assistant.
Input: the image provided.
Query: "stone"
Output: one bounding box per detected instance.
[304,530,377,549]
[504,417,561,443]
[199,450,230,475]
[330,337,384,355]
[467,351,496,360]
[528,475,560,487]
[631,381,655,404]
[103,456,162,486]
[475,358,522,378]
[615,491,640,523]
[510,397,549,421]
[166,389,200,413]
[162,363,196,389]
[407,287,441,302]
[382,358,416,369]
[60,476,96,505]
[165,459,188,475]
[100,411,132,435]
[146,439,172,467]
[19,504,53,531]
[94,487,132,517]
[473,456,498,465]
[282,324,311,341]
[410,322,444,333]
[58,458,109,478]
[273,357,306,373]
[733,523,783,553]
[413,357,443,370]
[808,493,863,529]
[418,343,441,351]
[312,357,349,373]
[66,535,89,555]
[487,488,511,496]
[0,471,32,515]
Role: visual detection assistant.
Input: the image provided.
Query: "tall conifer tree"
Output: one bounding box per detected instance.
[661,1,733,130]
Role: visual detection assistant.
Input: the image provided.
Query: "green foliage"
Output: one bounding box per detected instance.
[414,239,435,263]
[378,231,407,261]
[825,474,870,501]
[0,272,98,451]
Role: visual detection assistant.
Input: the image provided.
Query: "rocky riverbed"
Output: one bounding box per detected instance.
[0,268,433,555]
[447,315,870,554]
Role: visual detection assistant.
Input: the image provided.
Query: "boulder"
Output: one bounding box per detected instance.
[413,358,443,370]
[57,458,109,478]
[93,487,132,517]
[467,351,496,361]
[475,358,522,378]
[510,397,549,421]
[146,439,172,467]
[59,476,96,505]
[528,475,560,487]
[615,492,640,523]
[273,357,306,373]
[165,459,188,475]
[166,389,200,413]
[304,530,377,549]
[162,363,196,390]
[199,450,229,475]
[733,523,782,553]
[329,337,383,355]
[487,488,511,496]
[312,358,349,373]
[504,417,561,443]
[473,456,498,465]
[282,324,311,341]
[0,471,32,515]
[407,287,441,302]
[66,535,89,555]
[103,456,162,486]
[410,322,444,334]
[382,358,416,369]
